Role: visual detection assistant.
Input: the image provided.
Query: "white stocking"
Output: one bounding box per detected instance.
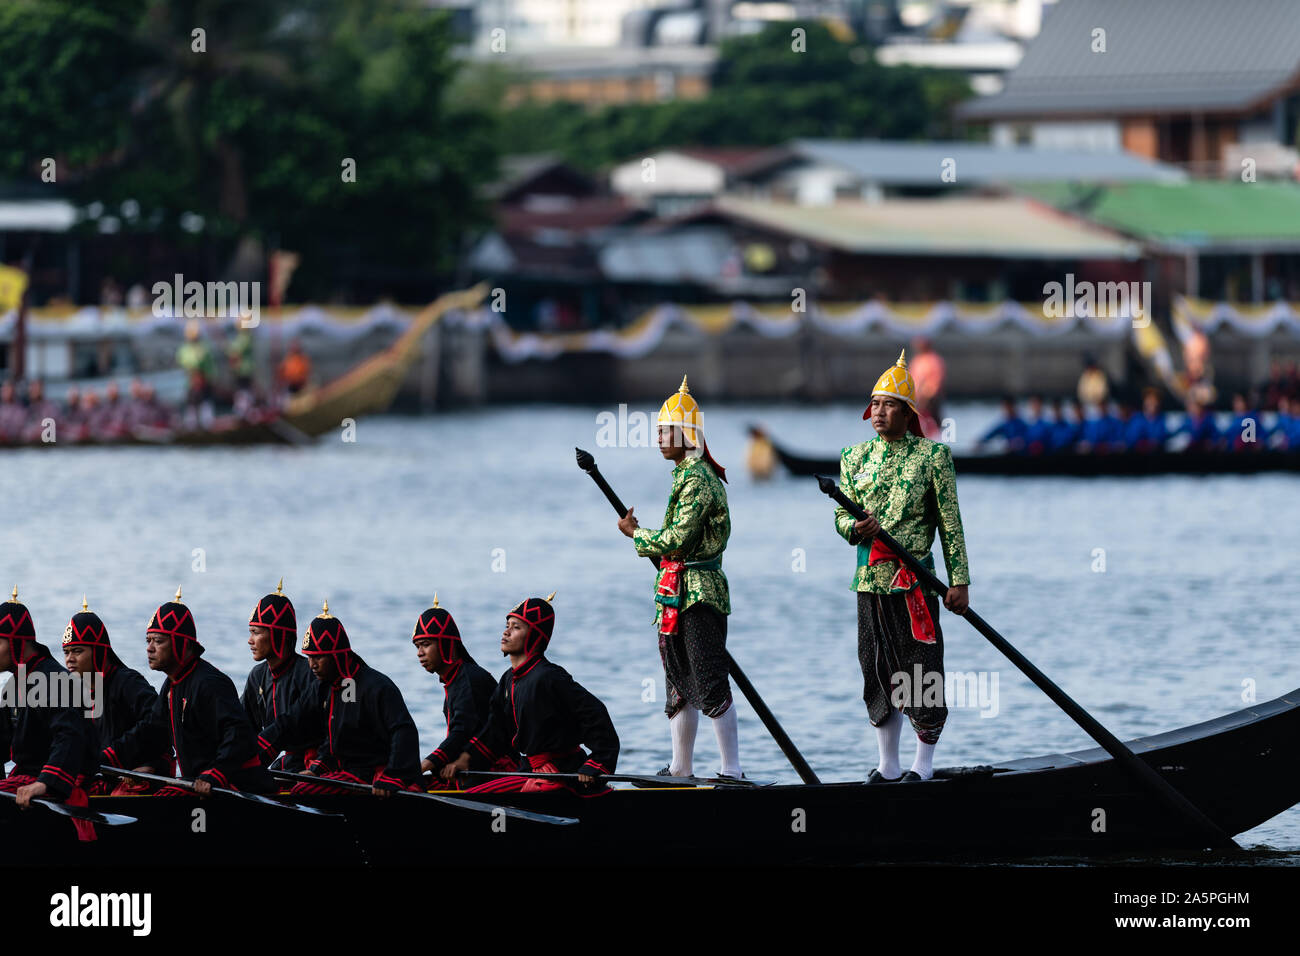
[669,707,699,777]
[874,708,906,779]
[711,705,742,778]
[911,738,936,780]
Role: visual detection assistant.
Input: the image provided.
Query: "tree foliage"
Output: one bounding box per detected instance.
[498,21,974,170]
[0,0,497,298]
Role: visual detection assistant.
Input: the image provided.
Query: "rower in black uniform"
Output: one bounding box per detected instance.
[102,587,270,795]
[412,595,513,788]
[447,592,620,794]
[241,579,317,772]
[62,596,168,794]
[259,601,421,797]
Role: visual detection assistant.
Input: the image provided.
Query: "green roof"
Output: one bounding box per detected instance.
[1017,182,1300,252]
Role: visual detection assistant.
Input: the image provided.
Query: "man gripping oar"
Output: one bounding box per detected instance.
[616,376,743,781]
[835,351,971,784]
[101,587,273,796]
[0,587,99,840]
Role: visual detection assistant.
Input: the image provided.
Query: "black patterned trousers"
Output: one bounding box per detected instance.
[857,590,947,744]
[660,603,733,719]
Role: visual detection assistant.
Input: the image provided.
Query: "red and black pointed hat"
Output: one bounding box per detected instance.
[508,591,556,659]
[250,577,297,658]
[63,595,122,674]
[302,600,361,679]
[412,594,464,663]
[148,586,201,664]
[0,585,39,661]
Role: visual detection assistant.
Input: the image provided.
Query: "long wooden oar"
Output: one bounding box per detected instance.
[814,474,1238,851]
[0,787,137,826]
[576,447,821,785]
[101,767,342,818]
[270,770,578,826]
[458,769,766,789]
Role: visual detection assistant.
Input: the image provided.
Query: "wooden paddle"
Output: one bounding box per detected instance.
[576,446,821,785]
[269,770,578,826]
[814,473,1239,851]
[0,787,137,826]
[100,767,342,817]
[458,769,768,788]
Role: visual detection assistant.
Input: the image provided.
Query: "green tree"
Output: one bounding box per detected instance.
[498,21,973,169]
[0,0,497,300]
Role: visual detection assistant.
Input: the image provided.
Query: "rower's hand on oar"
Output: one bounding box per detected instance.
[617,507,639,538]
[446,753,472,780]
[944,585,969,614]
[577,773,596,785]
[371,786,391,800]
[193,778,212,796]
[15,781,47,808]
[853,513,880,538]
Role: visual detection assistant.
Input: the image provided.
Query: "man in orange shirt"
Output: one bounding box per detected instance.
[277,340,312,394]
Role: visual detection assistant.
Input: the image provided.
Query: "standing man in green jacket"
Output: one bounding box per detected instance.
[835,351,971,783]
[618,376,741,780]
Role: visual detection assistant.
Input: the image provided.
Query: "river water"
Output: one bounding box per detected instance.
[1,401,1295,859]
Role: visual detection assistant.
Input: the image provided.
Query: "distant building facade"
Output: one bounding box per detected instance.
[957,0,1300,175]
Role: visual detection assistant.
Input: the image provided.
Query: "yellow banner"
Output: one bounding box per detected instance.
[0,265,28,313]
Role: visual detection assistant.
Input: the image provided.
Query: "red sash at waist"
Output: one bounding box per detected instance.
[867,538,937,645]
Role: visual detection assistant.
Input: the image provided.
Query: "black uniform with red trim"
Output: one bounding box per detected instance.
[463,596,619,780]
[5,653,98,798]
[0,704,10,778]
[0,596,95,799]
[260,606,420,791]
[62,606,167,771]
[241,585,318,771]
[411,601,505,773]
[102,593,269,792]
[242,656,316,771]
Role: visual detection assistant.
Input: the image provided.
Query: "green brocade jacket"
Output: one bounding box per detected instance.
[633,456,731,623]
[833,433,971,594]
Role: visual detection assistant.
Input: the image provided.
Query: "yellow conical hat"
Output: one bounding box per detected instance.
[870,350,917,411]
[657,375,702,445]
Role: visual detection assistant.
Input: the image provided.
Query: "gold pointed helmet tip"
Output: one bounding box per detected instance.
[10,585,16,602]
[896,349,907,368]
[432,592,439,609]
[276,577,284,595]
[321,599,331,618]
[679,374,689,394]
[546,590,557,602]
[82,594,89,613]
[174,586,183,602]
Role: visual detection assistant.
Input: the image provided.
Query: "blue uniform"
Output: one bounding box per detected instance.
[979,416,1028,450]
[1047,418,1079,452]
[1080,414,1121,448]
[1273,413,1300,448]
[1175,413,1221,450]
[1023,417,1053,453]
[1125,412,1168,450]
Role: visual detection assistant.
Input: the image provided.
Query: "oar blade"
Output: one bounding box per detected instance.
[0,789,138,826]
[417,791,579,826]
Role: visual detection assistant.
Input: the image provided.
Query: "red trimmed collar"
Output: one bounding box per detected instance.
[170,656,199,684]
[511,654,544,679]
[439,660,463,686]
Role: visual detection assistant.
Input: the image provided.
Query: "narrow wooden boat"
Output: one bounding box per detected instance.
[6,686,1297,866]
[762,430,1300,477]
[0,285,488,450]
